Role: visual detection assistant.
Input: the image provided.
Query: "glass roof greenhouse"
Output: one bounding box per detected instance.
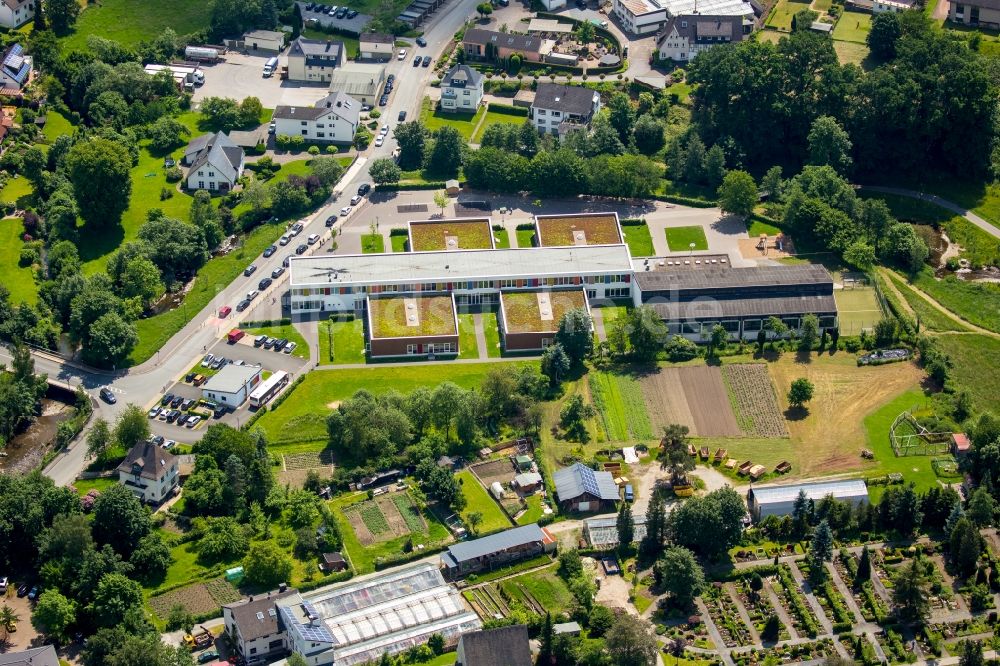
[278,562,481,665]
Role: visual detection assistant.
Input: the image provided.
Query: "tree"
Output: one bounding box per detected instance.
[114,404,150,451]
[718,170,758,217]
[893,557,931,624]
[616,501,635,553]
[800,313,820,350]
[238,96,264,127]
[368,158,401,185]
[765,316,789,347]
[147,117,189,154]
[808,519,833,584]
[960,640,985,666]
[632,114,665,155]
[559,394,595,443]
[608,93,636,143]
[707,324,728,358]
[466,511,482,536]
[311,157,345,187]
[558,549,584,580]
[967,487,995,527]
[627,305,668,362]
[66,138,133,228]
[427,126,464,175]
[671,487,746,559]
[787,378,814,409]
[556,307,593,366]
[0,605,20,642]
[476,2,493,17]
[87,417,112,462]
[868,11,902,61]
[576,19,596,42]
[856,545,872,586]
[704,145,727,189]
[120,257,164,309]
[433,190,449,216]
[31,589,76,642]
[641,490,668,557]
[539,612,554,665]
[655,546,704,608]
[243,541,293,588]
[394,122,427,170]
[761,166,784,201]
[129,532,172,581]
[166,604,195,633]
[91,484,151,557]
[91,573,144,627]
[605,613,659,666]
[45,0,81,33]
[950,517,982,578]
[807,116,853,175]
[541,342,571,386]
[761,614,781,642]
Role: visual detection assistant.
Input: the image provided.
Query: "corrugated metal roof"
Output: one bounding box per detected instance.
[553,463,619,502]
[750,478,868,506]
[646,294,838,320]
[634,264,833,292]
[443,524,547,564]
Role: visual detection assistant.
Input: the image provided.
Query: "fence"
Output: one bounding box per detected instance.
[890,408,952,457]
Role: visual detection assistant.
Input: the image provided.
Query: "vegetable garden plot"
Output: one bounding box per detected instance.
[150,578,239,620]
[589,371,655,442]
[721,364,788,438]
[640,366,742,437]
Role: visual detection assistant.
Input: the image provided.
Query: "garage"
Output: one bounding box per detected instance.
[244,29,286,53]
[201,365,263,407]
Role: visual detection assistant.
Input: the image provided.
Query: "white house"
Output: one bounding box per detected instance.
[613,0,667,34]
[201,364,262,407]
[529,82,601,137]
[439,64,484,113]
[657,15,753,61]
[873,0,913,11]
[359,32,395,60]
[0,0,34,29]
[184,132,245,192]
[244,29,286,52]
[0,43,31,91]
[223,588,299,665]
[116,441,179,504]
[287,37,344,83]
[273,91,361,144]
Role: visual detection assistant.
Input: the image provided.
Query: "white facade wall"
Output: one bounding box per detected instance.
[118,464,178,504]
[0,1,33,28]
[440,82,483,112]
[613,0,667,34]
[186,157,244,192]
[273,113,355,143]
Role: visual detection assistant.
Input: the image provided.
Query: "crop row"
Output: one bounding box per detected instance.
[704,585,754,647]
[722,364,788,438]
[776,566,820,638]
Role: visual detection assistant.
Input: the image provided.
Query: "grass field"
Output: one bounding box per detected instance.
[589,370,655,442]
[390,233,408,252]
[665,225,708,252]
[516,228,536,248]
[258,362,530,444]
[862,389,945,497]
[833,40,871,67]
[42,110,76,145]
[361,233,386,253]
[0,217,38,304]
[910,268,1000,334]
[517,494,545,525]
[832,10,873,42]
[242,324,309,359]
[0,176,33,205]
[622,223,655,257]
[456,470,512,535]
[302,27,361,58]
[833,287,883,335]
[61,0,213,50]
[748,218,782,237]
[482,312,501,358]
[767,0,812,30]
[458,314,479,359]
[884,273,968,333]
[493,227,511,249]
[500,568,575,615]
[935,334,1000,414]
[419,98,486,141]
[319,318,365,364]
[470,110,527,143]
[71,477,117,495]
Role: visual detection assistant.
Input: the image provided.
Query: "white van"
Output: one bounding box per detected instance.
[263,56,279,77]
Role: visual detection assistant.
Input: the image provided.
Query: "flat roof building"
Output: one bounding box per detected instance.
[748,478,869,520]
[327,62,386,106]
[201,365,263,407]
[456,625,531,666]
[441,523,556,577]
[366,293,459,358]
[408,218,494,252]
[534,212,623,247]
[498,289,590,352]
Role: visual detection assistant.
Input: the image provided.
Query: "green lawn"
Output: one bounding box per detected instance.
[470,110,527,143]
[71,477,117,495]
[361,234,385,253]
[241,324,309,359]
[908,269,1000,334]
[302,27,361,58]
[390,233,408,252]
[482,312,501,358]
[61,0,214,50]
[458,314,479,360]
[129,222,286,364]
[833,40,872,68]
[515,228,536,248]
[456,470,512,535]
[0,176,33,206]
[622,223,654,257]
[500,568,575,615]
[832,10,873,43]
[419,98,485,141]
[589,370,655,442]
[42,110,77,145]
[493,227,511,249]
[0,217,38,304]
[935,334,1000,414]
[319,318,366,364]
[747,217,783,237]
[258,362,530,444]
[665,225,708,252]
[767,0,812,30]
[862,388,944,496]
[516,494,545,525]
[884,273,968,333]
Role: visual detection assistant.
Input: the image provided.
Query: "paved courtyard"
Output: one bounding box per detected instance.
[192,52,333,109]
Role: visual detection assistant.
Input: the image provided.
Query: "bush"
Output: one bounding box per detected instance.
[308,145,320,155]
[160,187,174,200]
[18,245,38,267]
[370,109,381,119]
[165,166,183,182]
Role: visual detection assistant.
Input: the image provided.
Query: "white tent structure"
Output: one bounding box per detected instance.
[747,479,869,520]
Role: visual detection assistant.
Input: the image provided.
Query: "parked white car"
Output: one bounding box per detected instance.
[397,48,406,60]
[374,136,384,147]
[341,206,352,215]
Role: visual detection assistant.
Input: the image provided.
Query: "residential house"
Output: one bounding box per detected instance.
[552,463,619,512]
[947,0,1000,23]
[0,43,31,91]
[0,646,58,666]
[439,64,484,113]
[657,14,753,61]
[455,625,532,666]
[184,132,245,192]
[116,441,179,504]
[319,552,348,572]
[327,62,386,106]
[613,0,667,34]
[462,28,552,63]
[529,82,601,137]
[287,37,344,83]
[359,32,395,60]
[273,91,360,144]
[223,587,298,665]
[0,0,34,29]
[244,29,286,52]
[873,0,913,10]
[441,523,556,577]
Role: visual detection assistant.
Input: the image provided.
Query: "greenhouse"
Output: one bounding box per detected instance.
[278,562,481,666]
[584,514,648,549]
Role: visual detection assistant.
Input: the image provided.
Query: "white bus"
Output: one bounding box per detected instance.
[249,370,289,409]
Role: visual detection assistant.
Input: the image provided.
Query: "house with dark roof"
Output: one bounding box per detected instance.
[455,625,532,666]
[0,0,35,29]
[529,83,601,137]
[441,523,556,577]
[0,43,31,91]
[0,646,59,666]
[440,64,484,113]
[184,132,245,192]
[116,441,179,504]
[272,91,360,143]
[359,32,395,60]
[657,14,753,61]
[287,37,345,83]
[462,28,552,63]
[553,462,619,512]
[949,0,1000,26]
[223,587,299,665]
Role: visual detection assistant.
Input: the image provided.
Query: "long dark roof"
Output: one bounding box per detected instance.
[633,264,833,292]
[458,625,532,666]
[646,293,838,320]
[443,524,548,566]
[360,32,395,43]
[116,441,177,481]
[532,82,597,115]
[658,14,748,46]
[463,28,545,54]
[289,37,344,58]
[0,646,59,666]
[224,588,299,643]
[442,63,483,89]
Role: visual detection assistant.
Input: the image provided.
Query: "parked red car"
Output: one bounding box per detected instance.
[218,305,232,318]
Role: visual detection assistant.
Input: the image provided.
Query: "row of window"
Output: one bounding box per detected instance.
[406,342,454,354]
[293,275,631,296]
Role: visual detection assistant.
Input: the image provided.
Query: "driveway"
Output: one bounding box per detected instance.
[192,53,331,109]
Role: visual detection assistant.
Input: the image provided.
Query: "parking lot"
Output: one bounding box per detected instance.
[192,52,332,109]
[298,0,373,33]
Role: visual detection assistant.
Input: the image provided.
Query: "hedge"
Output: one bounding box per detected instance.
[655,194,716,208]
[389,227,409,236]
[380,181,448,191]
[487,102,528,116]
[242,317,292,327]
[620,217,646,226]
[710,564,779,582]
